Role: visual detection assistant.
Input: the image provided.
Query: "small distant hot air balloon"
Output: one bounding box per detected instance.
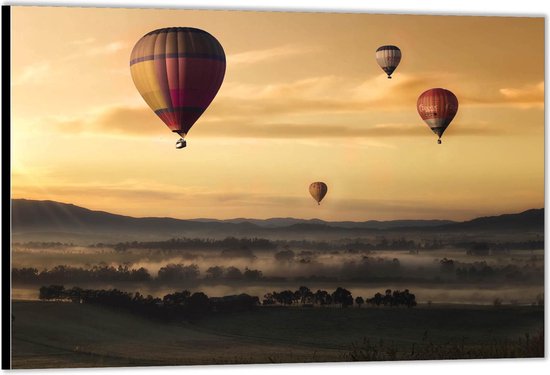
[309,182,328,205]
[417,88,459,144]
[376,45,401,79]
[130,27,226,149]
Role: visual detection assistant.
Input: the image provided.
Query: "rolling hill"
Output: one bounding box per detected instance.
[10,199,544,243]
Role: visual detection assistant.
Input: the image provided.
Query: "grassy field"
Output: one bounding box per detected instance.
[11,301,544,369]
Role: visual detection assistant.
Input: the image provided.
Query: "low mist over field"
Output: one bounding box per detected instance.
[11,199,544,305]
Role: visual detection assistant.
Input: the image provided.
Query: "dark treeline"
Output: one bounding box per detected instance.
[458,241,544,256]
[13,264,265,284]
[13,237,544,258]
[100,237,544,253]
[438,258,543,283]
[13,265,152,284]
[13,241,75,248]
[365,289,417,307]
[38,285,260,320]
[261,286,414,308]
[14,238,544,254]
[107,237,275,252]
[38,284,411,321]
[261,286,416,308]
[12,254,543,285]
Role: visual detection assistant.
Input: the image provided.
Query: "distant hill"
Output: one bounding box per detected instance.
[195,217,455,229]
[434,208,544,232]
[10,199,544,243]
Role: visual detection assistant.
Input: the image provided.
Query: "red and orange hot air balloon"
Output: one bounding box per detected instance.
[417,88,458,144]
[130,27,226,149]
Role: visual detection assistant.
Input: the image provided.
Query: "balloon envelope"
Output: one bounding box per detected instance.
[130,27,226,138]
[376,45,401,78]
[309,182,328,205]
[417,88,458,142]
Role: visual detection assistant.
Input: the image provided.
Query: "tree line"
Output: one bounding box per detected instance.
[365,289,417,307]
[438,258,543,282]
[14,238,543,254]
[38,284,417,322]
[14,255,542,285]
[261,286,417,308]
[12,264,265,284]
[38,285,260,320]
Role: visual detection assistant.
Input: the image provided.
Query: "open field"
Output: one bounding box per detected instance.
[11,301,544,368]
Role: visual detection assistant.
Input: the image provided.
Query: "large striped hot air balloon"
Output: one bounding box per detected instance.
[417,88,459,144]
[130,27,226,149]
[376,45,401,79]
[309,182,328,205]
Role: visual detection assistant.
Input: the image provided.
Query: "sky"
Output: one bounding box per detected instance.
[10,6,544,221]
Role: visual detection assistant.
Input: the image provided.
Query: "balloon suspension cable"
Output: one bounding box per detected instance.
[318,202,320,206]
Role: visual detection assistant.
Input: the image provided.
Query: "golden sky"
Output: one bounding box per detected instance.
[10,7,544,221]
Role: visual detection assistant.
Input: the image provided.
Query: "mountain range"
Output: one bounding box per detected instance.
[10,199,544,243]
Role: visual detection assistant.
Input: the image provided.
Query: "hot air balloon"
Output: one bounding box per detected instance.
[417,88,459,144]
[130,27,226,149]
[309,182,328,205]
[376,45,401,79]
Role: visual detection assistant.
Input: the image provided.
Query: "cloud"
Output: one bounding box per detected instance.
[87,41,127,56]
[499,81,544,106]
[60,40,129,62]
[12,62,51,86]
[43,72,539,139]
[213,73,460,118]
[69,37,96,45]
[227,45,318,65]
[53,106,162,136]
[461,81,544,109]
[48,103,499,140]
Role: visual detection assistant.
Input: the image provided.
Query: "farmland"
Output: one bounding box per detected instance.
[11,300,544,368]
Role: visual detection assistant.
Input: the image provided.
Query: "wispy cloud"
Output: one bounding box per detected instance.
[69,37,96,45]
[12,62,51,86]
[43,72,541,140]
[499,81,544,108]
[47,103,500,140]
[87,41,127,56]
[462,81,544,109]
[53,105,161,136]
[227,44,318,65]
[60,40,129,62]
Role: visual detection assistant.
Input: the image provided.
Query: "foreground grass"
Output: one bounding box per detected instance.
[345,330,544,361]
[11,301,544,369]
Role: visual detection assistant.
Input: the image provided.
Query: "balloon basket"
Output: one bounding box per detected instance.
[176,138,187,149]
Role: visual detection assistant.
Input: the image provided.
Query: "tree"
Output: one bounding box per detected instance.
[157,264,199,282]
[296,286,313,304]
[187,292,210,314]
[262,293,276,305]
[332,287,353,308]
[224,266,243,280]
[274,250,295,262]
[205,266,224,279]
[314,289,331,306]
[243,268,263,281]
[163,290,191,305]
[273,290,294,305]
[39,285,65,300]
[355,296,364,308]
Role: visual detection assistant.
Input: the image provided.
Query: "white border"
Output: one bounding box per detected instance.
[1,1,548,375]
